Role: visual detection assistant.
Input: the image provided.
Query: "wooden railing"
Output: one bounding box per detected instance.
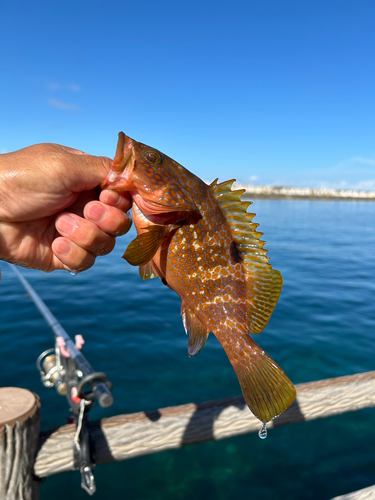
[2,371,375,500]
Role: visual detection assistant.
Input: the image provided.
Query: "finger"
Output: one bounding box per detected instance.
[65,189,98,218]
[99,190,132,212]
[84,201,132,236]
[55,213,116,256]
[51,237,96,273]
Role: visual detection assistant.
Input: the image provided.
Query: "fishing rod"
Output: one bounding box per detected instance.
[10,264,114,495]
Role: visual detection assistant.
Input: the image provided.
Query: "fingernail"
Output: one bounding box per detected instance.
[57,214,76,234]
[87,202,106,222]
[55,239,72,255]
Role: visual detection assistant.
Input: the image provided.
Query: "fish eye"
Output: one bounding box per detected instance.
[143,150,162,164]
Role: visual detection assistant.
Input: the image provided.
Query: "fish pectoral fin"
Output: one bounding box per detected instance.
[139,261,157,280]
[181,304,210,357]
[122,225,167,266]
[229,339,296,423]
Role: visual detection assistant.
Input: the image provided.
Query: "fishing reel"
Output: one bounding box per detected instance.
[36,347,68,396]
[36,337,112,405]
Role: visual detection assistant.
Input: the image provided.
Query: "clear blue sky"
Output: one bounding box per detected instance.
[1,0,374,189]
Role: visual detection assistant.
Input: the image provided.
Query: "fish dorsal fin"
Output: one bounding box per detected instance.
[181,303,210,357]
[122,225,167,266]
[210,179,283,334]
[139,261,157,280]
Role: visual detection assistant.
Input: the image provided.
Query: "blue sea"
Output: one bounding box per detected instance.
[1,199,375,500]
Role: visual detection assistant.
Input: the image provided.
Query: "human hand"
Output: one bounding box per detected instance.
[0,143,132,274]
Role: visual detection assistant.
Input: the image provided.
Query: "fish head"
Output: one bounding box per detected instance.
[102,132,202,225]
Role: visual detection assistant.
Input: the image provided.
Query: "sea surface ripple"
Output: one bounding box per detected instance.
[1,199,374,500]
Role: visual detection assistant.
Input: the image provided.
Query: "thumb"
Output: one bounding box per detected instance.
[64,152,113,192]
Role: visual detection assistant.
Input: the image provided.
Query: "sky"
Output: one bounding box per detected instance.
[1,0,375,190]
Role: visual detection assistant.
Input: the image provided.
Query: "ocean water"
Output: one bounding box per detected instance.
[1,199,375,500]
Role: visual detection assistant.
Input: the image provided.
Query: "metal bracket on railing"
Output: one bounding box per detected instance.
[72,399,96,495]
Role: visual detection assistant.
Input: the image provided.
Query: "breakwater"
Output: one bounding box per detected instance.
[234,183,375,200]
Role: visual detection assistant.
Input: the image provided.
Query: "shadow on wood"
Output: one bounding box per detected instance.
[33,370,375,479]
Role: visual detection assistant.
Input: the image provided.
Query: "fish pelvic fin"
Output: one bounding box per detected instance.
[230,339,296,423]
[181,304,210,357]
[122,225,167,266]
[139,261,157,280]
[210,179,283,334]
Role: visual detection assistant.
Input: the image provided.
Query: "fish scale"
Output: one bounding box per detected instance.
[101,132,296,423]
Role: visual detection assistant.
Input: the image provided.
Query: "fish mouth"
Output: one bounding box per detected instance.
[101,133,135,190]
[101,173,132,191]
[112,133,133,174]
[132,201,175,225]
[132,202,151,223]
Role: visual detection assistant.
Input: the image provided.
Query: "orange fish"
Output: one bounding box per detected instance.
[102,132,296,423]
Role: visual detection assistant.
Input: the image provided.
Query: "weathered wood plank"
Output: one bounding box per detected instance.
[331,485,375,500]
[34,371,375,478]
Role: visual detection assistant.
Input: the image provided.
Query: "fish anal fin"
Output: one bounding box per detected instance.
[139,261,157,280]
[181,304,210,357]
[229,339,296,422]
[122,225,167,266]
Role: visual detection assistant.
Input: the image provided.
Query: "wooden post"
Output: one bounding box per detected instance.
[0,388,41,500]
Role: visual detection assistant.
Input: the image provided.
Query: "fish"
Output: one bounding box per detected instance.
[101,132,296,423]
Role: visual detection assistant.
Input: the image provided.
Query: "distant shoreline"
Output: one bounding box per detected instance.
[234,183,375,201]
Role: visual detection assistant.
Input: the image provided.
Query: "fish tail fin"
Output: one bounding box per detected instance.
[228,338,296,422]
